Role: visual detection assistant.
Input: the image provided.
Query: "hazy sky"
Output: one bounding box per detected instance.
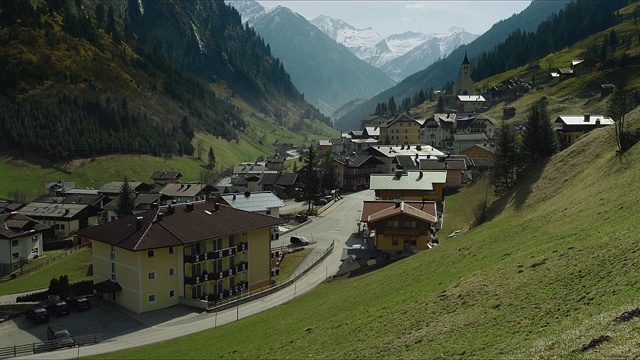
[257,1,533,37]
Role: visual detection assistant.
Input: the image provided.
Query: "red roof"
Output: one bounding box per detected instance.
[360,201,437,224]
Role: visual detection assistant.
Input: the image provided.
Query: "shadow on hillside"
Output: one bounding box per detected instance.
[485,160,547,221]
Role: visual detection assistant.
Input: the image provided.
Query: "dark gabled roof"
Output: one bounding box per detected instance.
[0,201,25,213]
[77,202,287,251]
[160,182,219,197]
[99,182,153,195]
[258,173,298,186]
[333,155,384,168]
[265,157,285,164]
[0,213,49,239]
[19,202,89,219]
[393,155,418,170]
[149,171,183,181]
[61,194,104,206]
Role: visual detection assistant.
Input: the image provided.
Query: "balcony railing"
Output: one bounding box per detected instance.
[271,268,280,277]
[184,264,246,285]
[184,246,239,264]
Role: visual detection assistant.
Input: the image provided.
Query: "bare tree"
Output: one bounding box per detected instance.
[608,76,635,154]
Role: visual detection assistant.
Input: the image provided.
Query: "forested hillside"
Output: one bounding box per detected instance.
[0,0,330,161]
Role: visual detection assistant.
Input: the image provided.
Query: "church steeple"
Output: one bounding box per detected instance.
[462,49,470,65]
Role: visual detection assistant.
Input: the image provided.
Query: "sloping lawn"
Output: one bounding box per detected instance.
[0,247,93,295]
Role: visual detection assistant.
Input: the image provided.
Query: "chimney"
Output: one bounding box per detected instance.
[167,205,175,215]
[244,191,251,197]
[156,213,163,222]
[418,171,423,180]
[395,200,401,208]
[135,216,143,231]
[214,203,220,212]
[186,203,194,212]
[584,113,591,122]
[232,194,236,200]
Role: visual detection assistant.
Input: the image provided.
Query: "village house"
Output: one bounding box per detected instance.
[420,113,497,151]
[370,170,447,203]
[571,59,597,76]
[359,200,438,253]
[257,173,298,199]
[360,114,389,129]
[554,113,614,147]
[366,144,445,174]
[460,144,495,171]
[456,95,486,113]
[75,202,286,314]
[18,200,100,239]
[0,213,48,275]
[378,114,424,145]
[159,182,219,205]
[419,156,468,189]
[149,171,183,185]
[333,154,385,191]
[265,157,286,172]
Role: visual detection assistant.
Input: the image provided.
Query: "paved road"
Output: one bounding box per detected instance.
[15,190,375,359]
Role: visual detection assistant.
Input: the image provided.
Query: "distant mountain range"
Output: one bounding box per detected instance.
[227,0,477,114]
[228,1,396,116]
[311,16,479,81]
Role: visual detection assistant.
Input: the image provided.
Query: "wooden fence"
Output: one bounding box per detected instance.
[0,333,102,358]
[0,245,87,283]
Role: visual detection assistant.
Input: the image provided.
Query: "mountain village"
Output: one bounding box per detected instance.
[0,0,636,358]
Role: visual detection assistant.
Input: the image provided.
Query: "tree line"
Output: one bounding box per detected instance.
[472,0,625,81]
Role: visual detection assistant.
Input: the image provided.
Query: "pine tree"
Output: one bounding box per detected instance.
[115,178,135,219]
[208,146,216,169]
[608,75,635,153]
[320,151,337,192]
[436,95,445,113]
[388,96,397,115]
[491,122,522,195]
[299,145,320,212]
[522,101,557,161]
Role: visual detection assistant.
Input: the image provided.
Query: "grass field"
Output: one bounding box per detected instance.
[95,107,640,359]
[0,248,93,295]
[271,248,312,284]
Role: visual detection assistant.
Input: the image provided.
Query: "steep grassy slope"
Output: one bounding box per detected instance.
[99,109,640,358]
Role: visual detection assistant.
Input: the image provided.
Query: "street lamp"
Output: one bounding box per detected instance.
[235,285,242,321]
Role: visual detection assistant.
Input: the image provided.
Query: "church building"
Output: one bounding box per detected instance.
[453,51,475,95]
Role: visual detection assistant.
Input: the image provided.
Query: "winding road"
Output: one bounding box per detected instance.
[17,190,374,359]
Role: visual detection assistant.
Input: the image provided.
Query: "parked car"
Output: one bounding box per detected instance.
[313,198,328,206]
[68,296,91,311]
[47,325,74,348]
[294,214,308,223]
[25,307,49,324]
[47,301,71,316]
[289,235,310,247]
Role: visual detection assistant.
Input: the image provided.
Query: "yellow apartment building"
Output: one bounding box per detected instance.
[77,202,285,314]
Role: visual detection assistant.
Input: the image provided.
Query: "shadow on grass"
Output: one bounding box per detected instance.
[485,159,547,221]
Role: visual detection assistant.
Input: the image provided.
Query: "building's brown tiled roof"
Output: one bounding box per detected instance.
[77,202,286,251]
[0,213,49,239]
[360,201,437,223]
